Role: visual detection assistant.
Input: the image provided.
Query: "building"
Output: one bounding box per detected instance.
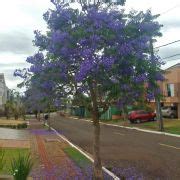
[160,63,180,118]
[0,73,8,110]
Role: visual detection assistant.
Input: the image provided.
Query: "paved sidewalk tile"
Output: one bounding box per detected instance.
[29,119,83,179]
[0,139,30,148]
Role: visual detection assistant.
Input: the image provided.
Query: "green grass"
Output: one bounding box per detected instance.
[102,118,180,135]
[63,147,91,168]
[0,148,30,175]
[137,119,180,135]
[139,121,159,129]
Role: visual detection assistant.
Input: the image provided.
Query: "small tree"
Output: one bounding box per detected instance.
[4,90,25,120]
[4,101,12,119]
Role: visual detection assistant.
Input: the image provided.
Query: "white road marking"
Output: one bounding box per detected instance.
[45,124,120,180]
[159,143,180,150]
[113,132,125,136]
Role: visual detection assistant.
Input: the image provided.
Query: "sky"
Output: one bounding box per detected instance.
[0,0,180,90]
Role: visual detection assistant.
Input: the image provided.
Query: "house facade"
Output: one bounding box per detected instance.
[0,73,8,110]
[159,63,180,118]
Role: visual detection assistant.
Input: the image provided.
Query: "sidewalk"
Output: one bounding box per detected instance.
[28,119,85,179]
[0,139,30,148]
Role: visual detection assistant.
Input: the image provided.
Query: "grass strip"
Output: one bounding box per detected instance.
[0,148,30,174]
[63,147,91,168]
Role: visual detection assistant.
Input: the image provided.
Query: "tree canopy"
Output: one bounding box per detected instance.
[15,4,163,115]
[15,3,163,178]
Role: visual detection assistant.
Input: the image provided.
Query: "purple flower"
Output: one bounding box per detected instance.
[134,74,147,83]
[155,72,164,81]
[41,81,55,90]
[147,92,155,100]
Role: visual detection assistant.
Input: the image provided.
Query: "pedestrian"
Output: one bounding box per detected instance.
[35,110,38,119]
[44,114,49,125]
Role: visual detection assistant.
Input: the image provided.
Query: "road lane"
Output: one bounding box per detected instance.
[50,116,180,179]
[159,143,180,150]
[113,132,125,136]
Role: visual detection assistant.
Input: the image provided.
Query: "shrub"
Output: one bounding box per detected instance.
[17,123,26,129]
[21,123,28,128]
[0,123,27,129]
[11,153,33,180]
[17,123,27,129]
[12,125,17,129]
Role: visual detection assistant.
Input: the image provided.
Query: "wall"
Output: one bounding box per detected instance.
[0,74,8,110]
[160,66,180,118]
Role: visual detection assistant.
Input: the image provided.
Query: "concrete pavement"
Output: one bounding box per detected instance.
[0,127,29,140]
[0,127,30,148]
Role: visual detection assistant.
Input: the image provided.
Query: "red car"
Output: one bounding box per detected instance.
[128,110,156,123]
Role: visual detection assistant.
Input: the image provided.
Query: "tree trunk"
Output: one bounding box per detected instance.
[150,39,164,132]
[93,113,103,180]
[122,106,127,121]
[155,97,164,131]
[35,110,38,119]
[15,114,18,120]
[6,113,9,120]
[48,105,51,131]
[48,114,51,131]
[89,82,103,180]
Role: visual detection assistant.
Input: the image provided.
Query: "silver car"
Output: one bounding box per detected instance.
[161,106,177,119]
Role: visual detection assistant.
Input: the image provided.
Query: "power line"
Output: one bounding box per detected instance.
[160,4,180,15]
[165,58,180,62]
[155,5,180,50]
[155,40,180,49]
[153,5,180,63]
[162,53,180,60]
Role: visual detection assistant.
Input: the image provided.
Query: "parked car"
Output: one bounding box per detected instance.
[161,106,177,119]
[128,110,156,123]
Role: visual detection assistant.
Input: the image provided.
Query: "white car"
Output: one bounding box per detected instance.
[161,106,177,119]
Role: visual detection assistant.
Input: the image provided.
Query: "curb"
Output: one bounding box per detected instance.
[46,124,120,180]
[70,117,180,138]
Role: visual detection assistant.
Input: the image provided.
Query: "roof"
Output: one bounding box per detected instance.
[165,63,180,70]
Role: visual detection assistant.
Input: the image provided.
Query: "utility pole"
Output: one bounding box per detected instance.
[150,39,164,131]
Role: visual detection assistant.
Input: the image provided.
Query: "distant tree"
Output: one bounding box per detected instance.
[4,101,11,119]
[5,90,25,120]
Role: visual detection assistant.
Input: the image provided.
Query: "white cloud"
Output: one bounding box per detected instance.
[0,0,180,89]
[0,0,52,89]
[125,0,180,69]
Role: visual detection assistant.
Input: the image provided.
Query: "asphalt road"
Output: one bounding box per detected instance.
[50,116,180,179]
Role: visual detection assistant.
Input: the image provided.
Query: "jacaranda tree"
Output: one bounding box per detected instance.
[15,52,64,124]
[15,1,163,178]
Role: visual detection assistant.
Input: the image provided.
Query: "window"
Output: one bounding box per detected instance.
[167,84,174,97]
[171,106,177,111]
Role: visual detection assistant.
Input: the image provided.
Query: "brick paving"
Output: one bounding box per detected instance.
[28,119,81,179]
